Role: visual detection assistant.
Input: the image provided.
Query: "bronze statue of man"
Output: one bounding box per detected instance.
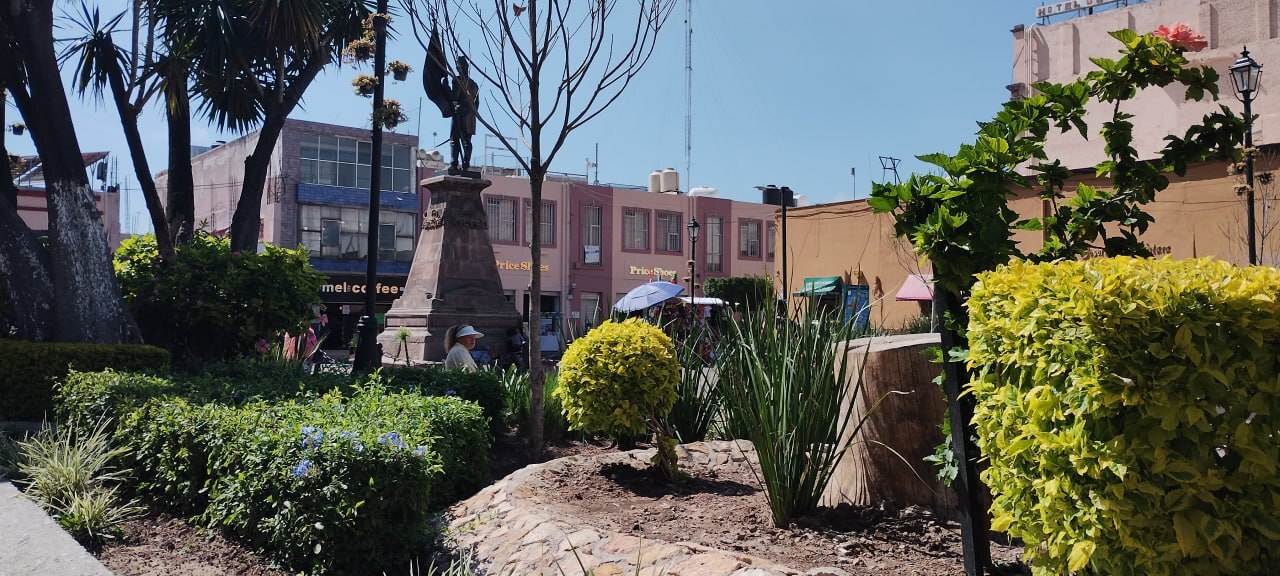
[424,29,480,174]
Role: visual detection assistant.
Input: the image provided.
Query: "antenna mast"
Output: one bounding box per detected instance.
[683,0,692,192]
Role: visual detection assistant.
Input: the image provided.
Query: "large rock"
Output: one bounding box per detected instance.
[378,175,521,362]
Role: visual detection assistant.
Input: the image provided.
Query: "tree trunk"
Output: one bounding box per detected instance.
[164,77,194,245]
[821,333,958,514]
[0,191,55,341]
[105,57,174,259]
[7,1,138,343]
[528,170,545,458]
[228,113,287,252]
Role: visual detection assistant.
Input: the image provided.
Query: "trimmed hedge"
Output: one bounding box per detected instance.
[968,258,1280,576]
[381,366,505,435]
[703,275,773,311]
[0,340,170,421]
[119,380,489,575]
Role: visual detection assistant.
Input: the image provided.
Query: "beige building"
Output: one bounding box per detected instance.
[783,0,1275,329]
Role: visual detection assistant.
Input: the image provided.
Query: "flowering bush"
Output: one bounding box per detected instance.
[1152,22,1208,52]
[116,378,487,575]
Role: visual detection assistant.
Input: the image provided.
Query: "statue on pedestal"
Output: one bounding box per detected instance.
[424,29,479,176]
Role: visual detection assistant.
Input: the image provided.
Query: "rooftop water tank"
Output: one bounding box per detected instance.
[660,168,680,193]
[689,186,718,197]
[648,170,662,193]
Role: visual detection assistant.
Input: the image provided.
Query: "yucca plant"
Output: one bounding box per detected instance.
[667,325,722,443]
[719,302,872,527]
[498,365,570,442]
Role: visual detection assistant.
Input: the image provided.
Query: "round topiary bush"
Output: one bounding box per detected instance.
[555,319,682,478]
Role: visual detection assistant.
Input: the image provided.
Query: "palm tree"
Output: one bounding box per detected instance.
[151,0,373,252]
[62,3,176,260]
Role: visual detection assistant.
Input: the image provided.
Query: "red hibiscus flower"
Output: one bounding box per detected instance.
[1152,23,1208,52]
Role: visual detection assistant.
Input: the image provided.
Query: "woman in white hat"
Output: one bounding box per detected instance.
[443,324,484,372]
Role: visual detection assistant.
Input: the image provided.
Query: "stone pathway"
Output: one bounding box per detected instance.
[0,480,114,576]
[440,441,849,576]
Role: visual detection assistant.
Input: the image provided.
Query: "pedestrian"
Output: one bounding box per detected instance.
[444,324,484,372]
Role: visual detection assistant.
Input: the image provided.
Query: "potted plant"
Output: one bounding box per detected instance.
[9,122,23,136]
[372,99,409,130]
[387,60,412,82]
[351,74,379,97]
[343,37,375,64]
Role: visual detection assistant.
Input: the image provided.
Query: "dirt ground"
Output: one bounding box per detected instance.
[533,446,1028,576]
[95,507,289,576]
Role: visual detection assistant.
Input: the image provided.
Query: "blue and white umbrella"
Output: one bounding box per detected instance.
[612,281,685,313]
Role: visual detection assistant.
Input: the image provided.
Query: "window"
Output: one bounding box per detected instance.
[740,219,761,258]
[486,196,518,243]
[706,216,723,272]
[580,292,602,330]
[299,205,417,262]
[623,208,649,251]
[582,205,602,265]
[524,200,555,246]
[656,212,682,253]
[766,222,776,260]
[299,135,414,193]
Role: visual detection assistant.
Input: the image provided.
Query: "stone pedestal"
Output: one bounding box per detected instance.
[378,176,520,363]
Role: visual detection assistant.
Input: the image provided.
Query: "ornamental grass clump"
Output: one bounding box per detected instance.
[719,301,866,528]
[968,257,1280,576]
[555,319,681,480]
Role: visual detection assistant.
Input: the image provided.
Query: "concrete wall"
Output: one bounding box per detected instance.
[1012,0,1280,169]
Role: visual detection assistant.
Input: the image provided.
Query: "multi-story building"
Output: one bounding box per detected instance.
[161,119,424,349]
[13,151,122,249]
[784,0,1277,329]
[173,119,778,353]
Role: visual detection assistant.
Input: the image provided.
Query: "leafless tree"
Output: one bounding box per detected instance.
[402,0,675,455]
[1219,150,1280,266]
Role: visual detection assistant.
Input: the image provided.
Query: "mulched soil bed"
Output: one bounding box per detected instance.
[533,446,1027,576]
[95,506,289,576]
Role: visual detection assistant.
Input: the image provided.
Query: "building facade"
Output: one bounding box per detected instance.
[14,152,122,250]
[784,0,1278,329]
[174,119,778,352]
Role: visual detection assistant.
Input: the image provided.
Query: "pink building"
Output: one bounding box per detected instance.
[1011,0,1279,169]
[13,151,121,250]
[447,171,778,351]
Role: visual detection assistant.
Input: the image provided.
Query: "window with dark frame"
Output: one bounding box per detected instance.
[623,208,650,251]
[582,205,603,265]
[766,222,776,260]
[486,196,518,243]
[299,134,414,193]
[740,219,761,258]
[656,211,682,253]
[524,200,556,246]
[298,205,417,262]
[706,216,723,272]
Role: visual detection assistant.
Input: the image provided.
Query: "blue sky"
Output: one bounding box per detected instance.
[7,0,1039,233]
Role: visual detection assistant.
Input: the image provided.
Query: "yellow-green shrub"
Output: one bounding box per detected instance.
[555,319,679,436]
[968,257,1280,576]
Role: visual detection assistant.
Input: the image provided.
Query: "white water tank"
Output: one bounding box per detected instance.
[689,186,718,197]
[648,170,662,193]
[660,168,680,193]
[794,194,809,207]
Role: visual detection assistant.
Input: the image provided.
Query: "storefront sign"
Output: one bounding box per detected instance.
[628,265,679,278]
[319,276,407,304]
[496,260,551,272]
[1036,0,1121,18]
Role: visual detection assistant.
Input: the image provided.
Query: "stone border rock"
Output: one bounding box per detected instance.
[440,441,849,576]
[0,479,115,576]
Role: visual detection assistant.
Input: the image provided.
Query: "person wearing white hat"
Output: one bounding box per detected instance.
[444,324,484,372]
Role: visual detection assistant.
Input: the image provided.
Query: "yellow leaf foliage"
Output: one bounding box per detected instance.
[554,319,680,437]
[969,257,1280,576]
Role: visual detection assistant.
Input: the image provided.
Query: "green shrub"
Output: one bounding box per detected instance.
[0,340,170,421]
[719,301,866,527]
[703,275,773,311]
[120,378,489,575]
[114,232,325,367]
[968,258,1280,576]
[381,366,504,435]
[556,319,680,478]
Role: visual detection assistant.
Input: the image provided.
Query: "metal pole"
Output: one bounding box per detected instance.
[689,236,697,299]
[354,0,389,370]
[781,193,788,310]
[1245,93,1257,265]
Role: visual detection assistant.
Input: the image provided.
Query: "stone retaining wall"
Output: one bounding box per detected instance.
[440,441,849,576]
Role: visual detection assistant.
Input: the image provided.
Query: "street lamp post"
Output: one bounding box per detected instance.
[1231,47,1264,265]
[353,0,391,370]
[687,217,700,300]
[757,185,793,310]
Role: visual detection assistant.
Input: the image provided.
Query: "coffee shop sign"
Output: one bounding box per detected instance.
[1036,0,1121,18]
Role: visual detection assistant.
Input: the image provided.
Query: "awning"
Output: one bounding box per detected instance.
[794,276,842,296]
[895,274,934,301]
[678,296,727,306]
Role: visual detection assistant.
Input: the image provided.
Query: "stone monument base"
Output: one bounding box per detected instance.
[376,175,521,364]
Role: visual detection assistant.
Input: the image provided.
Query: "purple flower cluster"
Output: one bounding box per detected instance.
[299,426,324,448]
[377,431,407,449]
[291,459,313,477]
